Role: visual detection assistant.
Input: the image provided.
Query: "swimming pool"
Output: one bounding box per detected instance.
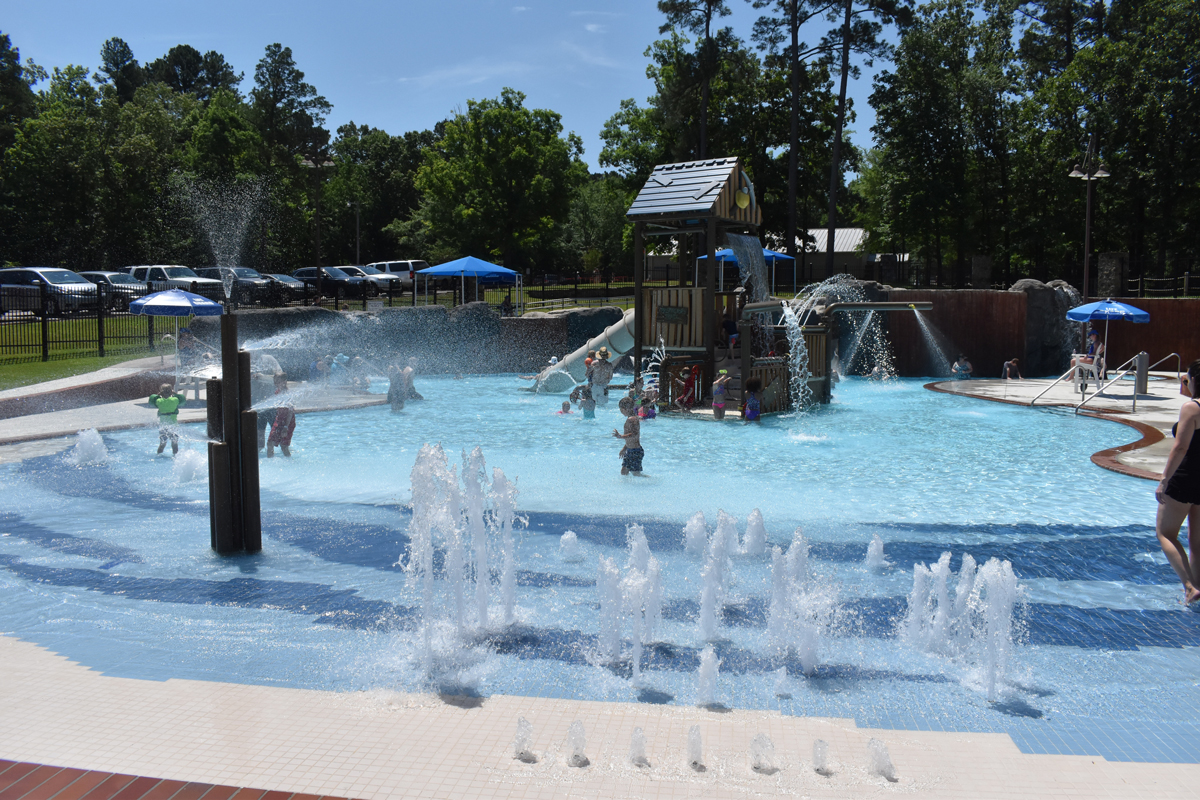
[1,376,1197,764]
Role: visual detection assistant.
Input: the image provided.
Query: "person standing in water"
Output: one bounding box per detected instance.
[712,369,731,420]
[149,383,186,455]
[592,347,615,403]
[742,377,762,423]
[267,373,296,458]
[1156,360,1200,604]
[612,396,644,475]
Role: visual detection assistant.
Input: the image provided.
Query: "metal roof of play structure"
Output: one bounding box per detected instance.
[625,157,762,229]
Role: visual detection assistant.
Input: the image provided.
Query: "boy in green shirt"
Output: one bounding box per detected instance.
[149,383,186,455]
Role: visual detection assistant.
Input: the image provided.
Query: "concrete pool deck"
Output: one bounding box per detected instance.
[1,636,1195,800]
[929,372,1188,481]
[2,365,1198,797]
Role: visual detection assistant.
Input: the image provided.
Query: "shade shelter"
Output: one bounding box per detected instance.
[695,247,795,293]
[417,257,522,310]
[129,288,224,383]
[625,156,763,375]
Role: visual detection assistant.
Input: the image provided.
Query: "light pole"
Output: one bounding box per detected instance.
[1068,134,1110,302]
[301,153,335,300]
[347,199,361,265]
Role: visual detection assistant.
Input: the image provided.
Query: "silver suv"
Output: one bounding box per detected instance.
[365,260,426,289]
[0,267,98,317]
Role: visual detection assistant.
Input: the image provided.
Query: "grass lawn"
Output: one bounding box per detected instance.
[0,352,158,392]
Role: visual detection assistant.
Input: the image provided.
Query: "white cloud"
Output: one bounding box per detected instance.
[585,23,606,33]
[557,40,623,70]
[512,5,529,11]
[396,60,535,90]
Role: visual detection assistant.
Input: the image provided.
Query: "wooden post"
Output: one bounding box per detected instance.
[705,217,717,378]
[237,351,261,553]
[219,314,243,551]
[634,222,645,376]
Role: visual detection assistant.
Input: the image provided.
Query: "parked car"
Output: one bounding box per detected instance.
[194,267,272,303]
[292,267,370,298]
[79,271,148,311]
[0,267,99,317]
[264,273,307,302]
[339,265,403,292]
[122,265,224,298]
[366,260,425,289]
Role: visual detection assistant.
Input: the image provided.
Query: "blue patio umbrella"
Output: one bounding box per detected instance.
[130,289,224,381]
[1065,298,1149,362]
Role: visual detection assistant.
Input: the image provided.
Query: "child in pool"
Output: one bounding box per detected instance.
[742,377,762,423]
[557,401,573,415]
[267,373,295,457]
[577,386,596,418]
[612,396,644,475]
[712,370,731,420]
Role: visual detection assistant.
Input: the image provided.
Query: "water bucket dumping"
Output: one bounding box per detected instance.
[567,720,589,767]
[513,717,536,763]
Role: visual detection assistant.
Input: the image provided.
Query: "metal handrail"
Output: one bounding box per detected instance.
[1029,366,1078,406]
[1075,355,1139,413]
[1147,352,1181,380]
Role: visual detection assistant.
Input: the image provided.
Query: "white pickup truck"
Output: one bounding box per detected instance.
[123,265,224,295]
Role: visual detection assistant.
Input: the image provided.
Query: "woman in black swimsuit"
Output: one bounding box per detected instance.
[1156,360,1200,604]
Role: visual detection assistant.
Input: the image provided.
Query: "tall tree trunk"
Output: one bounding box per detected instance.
[825,0,853,276]
[699,82,709,158]
[787,0,799,262]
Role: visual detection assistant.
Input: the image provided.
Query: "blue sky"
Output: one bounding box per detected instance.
[5,0,883,171]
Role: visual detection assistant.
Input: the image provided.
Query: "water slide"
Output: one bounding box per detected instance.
[531,307,637,393]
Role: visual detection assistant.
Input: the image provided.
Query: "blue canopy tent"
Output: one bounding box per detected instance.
[417,256,523,311]
[695,247,796,292]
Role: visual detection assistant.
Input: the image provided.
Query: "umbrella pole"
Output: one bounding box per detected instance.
[174,317,179,386]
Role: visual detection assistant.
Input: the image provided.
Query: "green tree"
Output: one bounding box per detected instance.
[146,45,243,101]
[0,32,37,152]
[561,175,631,276]
[657,0,733,158]
[415,88,586,271]
[95,37,144,104]
[249,43,331,163]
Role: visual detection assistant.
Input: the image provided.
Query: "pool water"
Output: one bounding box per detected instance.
[2,376,1198,764]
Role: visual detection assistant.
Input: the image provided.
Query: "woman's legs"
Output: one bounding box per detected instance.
[1156,496,1200,601]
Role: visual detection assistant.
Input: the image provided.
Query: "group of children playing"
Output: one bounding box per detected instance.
[552,348,766,476]
[150,369,295,459]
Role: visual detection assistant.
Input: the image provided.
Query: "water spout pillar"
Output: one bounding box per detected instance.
[633,222,644,374]
[1135,351,1148,395]
[705,217,717,378]
[207,313,262,555]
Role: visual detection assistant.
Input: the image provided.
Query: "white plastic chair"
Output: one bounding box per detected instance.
[1073,356,1103,393]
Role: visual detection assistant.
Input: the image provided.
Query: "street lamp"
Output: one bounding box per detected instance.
[301,154,335,301]
[1068,134,1110,302]
[347,199,361,265]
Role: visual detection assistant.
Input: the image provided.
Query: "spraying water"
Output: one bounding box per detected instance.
[867,738,897,781]
[912,310,952,376]
[696,644,719,706]
[177,176,268,267]
[172,449,207,483]
[462,448,490,629]
[597,556,623,663]
[559,530,584,562]
[750,733,777,773]
[513,717,536,762]
[687,725,705,771]
[491,468,519,627]
[66,429,107,466]
[629,727,650,767]
[683,511,707,557]
[567,720,589,767]
[780,303,812,411]
[864,534,889,571]
[812,739,830,774]
[742,508,767,555]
